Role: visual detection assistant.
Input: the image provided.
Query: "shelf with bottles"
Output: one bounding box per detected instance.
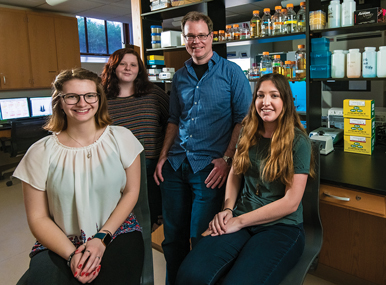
[141,0,214,19]
[310,77,386,82]
[310,22,386,37]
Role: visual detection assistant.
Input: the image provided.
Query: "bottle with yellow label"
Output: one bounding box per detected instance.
[285,4,298,33]
[250,10,261,38]
[297,2,306,32]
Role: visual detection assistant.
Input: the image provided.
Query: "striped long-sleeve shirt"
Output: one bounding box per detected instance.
[107,85,169,159]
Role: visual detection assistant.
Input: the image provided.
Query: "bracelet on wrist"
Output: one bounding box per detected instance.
[223,207,233,212]
[67,250,76,267]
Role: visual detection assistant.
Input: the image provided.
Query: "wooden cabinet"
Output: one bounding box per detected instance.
[0,8,80,90]
[0,8,33,89]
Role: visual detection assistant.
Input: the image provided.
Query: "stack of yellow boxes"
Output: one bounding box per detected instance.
[343,99,375,155]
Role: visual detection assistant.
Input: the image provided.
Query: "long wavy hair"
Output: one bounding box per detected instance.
[44,68,112,133]
[101,48,153,99]
[233,73,314,186]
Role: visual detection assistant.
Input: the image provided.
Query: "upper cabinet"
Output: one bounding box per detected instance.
[0,8,81,90]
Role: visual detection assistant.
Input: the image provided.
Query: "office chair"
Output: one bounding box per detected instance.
[133,140,154,285]
[0,119,49,186]
[279,141,323,285]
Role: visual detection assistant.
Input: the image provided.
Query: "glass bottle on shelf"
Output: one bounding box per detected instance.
[233,24,240,40]
[272,6,284,36]
[219,30,225,41]
[260,51,273,76]
[249,63,260,80]
[272,55,283,74]
[225,25,233,41]
[285,4,298,34]
[295,44,306,80]
[213,31,219,42]
[250,10,261,38]
[281,8,288,34]
[347,48,361,78]
[240,23,250,39]
[297,2,307,32]
[261,8,272,37]
[283,61,293,79]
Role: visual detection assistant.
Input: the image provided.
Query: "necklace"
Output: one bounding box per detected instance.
[67,130,97,159]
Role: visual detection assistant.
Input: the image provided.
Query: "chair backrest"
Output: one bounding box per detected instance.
[133,140,154,285]
[10,119,50,157]
[279,142,323,285]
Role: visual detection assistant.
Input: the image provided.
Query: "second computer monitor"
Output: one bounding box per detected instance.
[0,98,30,120]
[29,97,53,118]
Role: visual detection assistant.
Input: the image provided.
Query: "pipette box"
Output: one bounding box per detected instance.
[343,99,375,119]
[344,135,375,155]
[344,118,375,137]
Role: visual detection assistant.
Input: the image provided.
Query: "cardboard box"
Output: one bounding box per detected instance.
[161,31,181,48]
[344,118,375,137]
[344,135,375,155]
[343,99,375,119]
[354,7,386,25]
[147,55,164,61]
[171,0,201,6]
[147,60,165,65]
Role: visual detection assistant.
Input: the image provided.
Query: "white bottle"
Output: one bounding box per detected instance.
[347,49,361,78]
[341,0,356,27]
[377,46,386,78]
[331,50,346,78]
[328,0,341,28]
[362,47,377,78]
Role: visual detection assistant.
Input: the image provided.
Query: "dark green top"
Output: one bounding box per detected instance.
[233,128,311,226]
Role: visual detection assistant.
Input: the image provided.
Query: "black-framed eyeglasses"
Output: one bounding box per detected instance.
[184,32,211,42]
[60,93,100,105]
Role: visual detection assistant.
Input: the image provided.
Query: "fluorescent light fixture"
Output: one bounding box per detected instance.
[46,0,68,6]
[281,0,302,7]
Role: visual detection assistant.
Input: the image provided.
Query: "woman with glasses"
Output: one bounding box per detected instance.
[101,48,169,232]
[176,73,314,285]
[14,68,144,285]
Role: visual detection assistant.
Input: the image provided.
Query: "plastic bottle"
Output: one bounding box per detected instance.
[285,4,298,34]
[341,0,356,27]
[272,6,284,36]
[272,55,283,74]
[347,48,361,78]
[261,8,272,37]
[233,24,240,40]
[297,2,307,32]
[284,61,293,79]
[295,44,306,80]
[249,63,260,80]
[250,10,261,38]
[225,25,233,41]
[331,50,346,78]
[260,52,273,75]
[328,0,341,28]
[377,46,386,78]
[362,47,377,78]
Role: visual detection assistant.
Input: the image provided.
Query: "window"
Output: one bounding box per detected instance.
[77,16,128,56]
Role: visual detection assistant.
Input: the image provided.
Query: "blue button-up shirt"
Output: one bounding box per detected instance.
[168,52,252,173]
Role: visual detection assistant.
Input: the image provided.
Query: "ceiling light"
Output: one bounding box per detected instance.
[46,0,68,6]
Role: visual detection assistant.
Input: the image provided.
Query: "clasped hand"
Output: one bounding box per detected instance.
[70,238,106,283]
[202,209,242,237]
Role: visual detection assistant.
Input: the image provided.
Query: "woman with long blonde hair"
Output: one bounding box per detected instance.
[176,73,314,285]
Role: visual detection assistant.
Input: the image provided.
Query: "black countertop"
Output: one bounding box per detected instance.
[320,143,386,195]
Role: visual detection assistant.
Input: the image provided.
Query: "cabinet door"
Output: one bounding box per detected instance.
[27,13,58,88]
[54,16,81,72]
[0,8,33,89]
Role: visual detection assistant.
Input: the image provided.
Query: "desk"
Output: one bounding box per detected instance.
[0,125,11,138]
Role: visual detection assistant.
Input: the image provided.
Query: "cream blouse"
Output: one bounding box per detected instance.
[14,125,143,250]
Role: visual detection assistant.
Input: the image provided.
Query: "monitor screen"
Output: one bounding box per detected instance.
[0,98,30,120]
[29,97,53,117]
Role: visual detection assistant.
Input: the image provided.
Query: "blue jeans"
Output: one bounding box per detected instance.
[176,223,305,285]
[160,159,224,285]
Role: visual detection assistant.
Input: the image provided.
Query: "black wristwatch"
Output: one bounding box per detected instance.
[223,155,232,166]
[93,232,112,247]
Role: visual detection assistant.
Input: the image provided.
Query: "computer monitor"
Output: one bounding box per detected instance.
[0,98,30,120]
[29,97,53,118]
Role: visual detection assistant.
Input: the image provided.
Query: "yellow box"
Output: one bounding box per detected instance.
[344,135,374,155]
[146,55,164,61]
[344,118,375,137]
[343,99,375,119]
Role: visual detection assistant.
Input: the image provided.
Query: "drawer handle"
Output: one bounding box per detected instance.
[323,192,350,201]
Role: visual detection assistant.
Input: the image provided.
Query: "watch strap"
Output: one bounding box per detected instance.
[93,232,112,247]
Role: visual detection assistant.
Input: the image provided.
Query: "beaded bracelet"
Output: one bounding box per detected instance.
[223,208,233,212]
[67,250,76,267]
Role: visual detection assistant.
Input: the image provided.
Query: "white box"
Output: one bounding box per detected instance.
[328,108,343,128]
[161,31,181,48]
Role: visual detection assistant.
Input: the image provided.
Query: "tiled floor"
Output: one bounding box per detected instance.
[0,157,335,285]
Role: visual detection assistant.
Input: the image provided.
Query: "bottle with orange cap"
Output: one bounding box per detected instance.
[250,10,261,38]
[260,51,273,76]
[233,24,240,40]
[297,2,307,32]
[272,6,284,36]
[295,44,306,79]
[225,25,233,41]
[285,3,298,33]
[261,8,272,37]
[272,55,283,74]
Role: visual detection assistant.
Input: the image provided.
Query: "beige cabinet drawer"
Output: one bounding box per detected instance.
[320,184,386,217]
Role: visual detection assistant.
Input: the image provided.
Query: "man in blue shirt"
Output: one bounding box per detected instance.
[154,11,252,285]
